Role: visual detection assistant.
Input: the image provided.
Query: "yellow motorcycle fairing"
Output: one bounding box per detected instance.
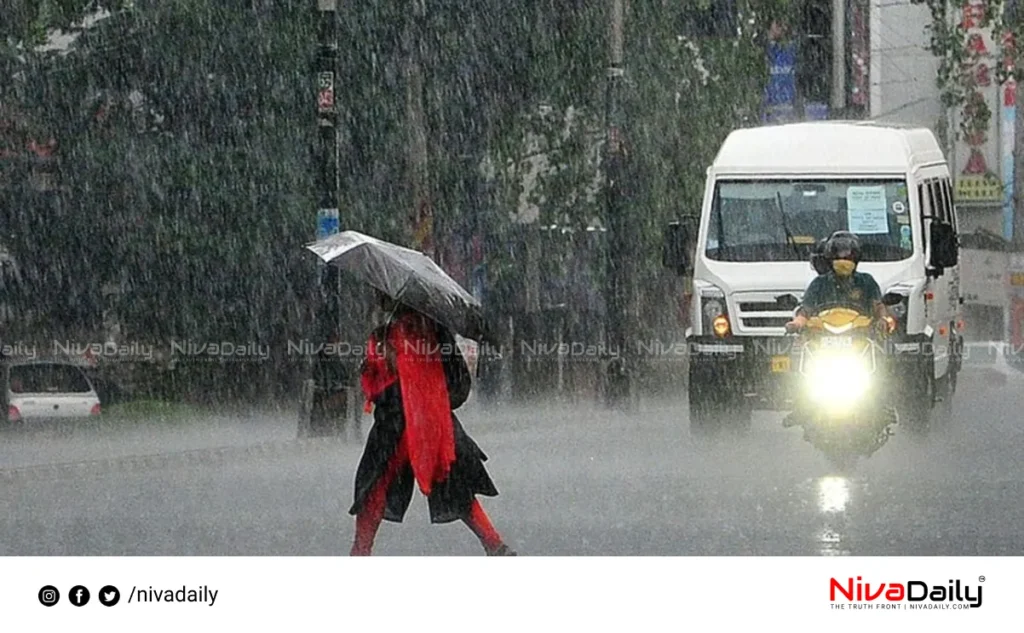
[806,308,873,335]
[799,307,878,409]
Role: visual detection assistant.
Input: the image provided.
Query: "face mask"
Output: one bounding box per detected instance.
[832,259,856,277]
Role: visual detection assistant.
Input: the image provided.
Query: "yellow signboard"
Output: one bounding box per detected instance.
[1011,273,1024,287]
[955,175,1003,202]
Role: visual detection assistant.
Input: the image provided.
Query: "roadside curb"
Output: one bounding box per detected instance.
[0,438,348,484]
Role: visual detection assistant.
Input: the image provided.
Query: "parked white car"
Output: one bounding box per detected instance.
[5,359,102,424]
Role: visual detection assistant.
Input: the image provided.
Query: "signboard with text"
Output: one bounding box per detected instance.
[954,1,1004,204]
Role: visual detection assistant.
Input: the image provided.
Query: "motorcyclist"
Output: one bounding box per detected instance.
[781,231,894,430]
[785,231,893,334]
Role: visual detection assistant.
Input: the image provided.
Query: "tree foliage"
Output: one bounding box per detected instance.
[0,0,792,399]
[911,0,1023,143]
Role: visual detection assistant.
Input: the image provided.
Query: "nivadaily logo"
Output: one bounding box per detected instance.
[830,576,984,609]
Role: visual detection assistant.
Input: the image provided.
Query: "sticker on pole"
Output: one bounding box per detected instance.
[318,72,335,112]
[846,186,889,234]
[317,208,339,240]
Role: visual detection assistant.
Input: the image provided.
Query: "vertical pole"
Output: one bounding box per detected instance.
[406,0,433,258]
[317,1,340,330]
[604,0,630,409]
[869,0,881,117]
[316,0,339,242]
[1003,21,1016,244]
[314,0,347,433]
[1015,62,1024,246]
[832,0,847,114]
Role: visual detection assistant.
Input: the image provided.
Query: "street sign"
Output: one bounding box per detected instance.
[955,174,1003,202]
[318,72,335,113]
[317,208,339,240]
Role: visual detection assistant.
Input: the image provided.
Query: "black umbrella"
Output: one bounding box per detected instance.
[306,231,495,344]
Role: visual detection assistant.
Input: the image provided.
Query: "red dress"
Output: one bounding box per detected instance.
[349,313,499,524]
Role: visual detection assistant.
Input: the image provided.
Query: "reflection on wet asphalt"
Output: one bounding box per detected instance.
[0,367,1022,555]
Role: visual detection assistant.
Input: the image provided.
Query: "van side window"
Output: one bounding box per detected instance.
[919,181,933,221]
[931,180,948,223]
[940,178,957,231]
[935,180,948,223]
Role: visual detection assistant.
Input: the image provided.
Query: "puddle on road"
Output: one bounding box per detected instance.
[801,475,858,556]
[818,476,850,513]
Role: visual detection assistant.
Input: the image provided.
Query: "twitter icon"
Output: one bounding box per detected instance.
[99,585,120,607]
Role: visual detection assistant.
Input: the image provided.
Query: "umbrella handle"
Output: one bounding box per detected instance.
[381,277,413,331]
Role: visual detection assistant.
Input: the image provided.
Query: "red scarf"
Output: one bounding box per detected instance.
[360,313,456,495]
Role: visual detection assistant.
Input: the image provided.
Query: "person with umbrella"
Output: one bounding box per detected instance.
[305,231,515,555]
[349,289,516,555]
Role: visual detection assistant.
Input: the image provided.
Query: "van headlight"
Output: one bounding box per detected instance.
[804,353,873,406]
[700,288,730,337]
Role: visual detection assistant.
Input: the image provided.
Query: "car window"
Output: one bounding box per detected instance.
[9,364,93,394]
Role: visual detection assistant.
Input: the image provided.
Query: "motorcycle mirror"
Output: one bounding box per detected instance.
[881,292,904,306]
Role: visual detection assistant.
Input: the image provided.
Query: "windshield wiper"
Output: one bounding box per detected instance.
[716,193,727,255]
[774,191,802,260]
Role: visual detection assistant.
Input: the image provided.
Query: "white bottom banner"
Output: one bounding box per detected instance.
[2,557,1018,631]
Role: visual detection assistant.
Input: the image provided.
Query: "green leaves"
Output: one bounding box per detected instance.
[1,0,795,374]
[912,0,1021,142]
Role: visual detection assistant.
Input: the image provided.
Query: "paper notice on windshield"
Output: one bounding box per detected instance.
[846,186,889,234]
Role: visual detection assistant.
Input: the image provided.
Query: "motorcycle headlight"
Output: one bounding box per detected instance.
[804,352,873,407]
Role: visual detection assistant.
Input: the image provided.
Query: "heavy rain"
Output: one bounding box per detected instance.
[1,0,1023,557]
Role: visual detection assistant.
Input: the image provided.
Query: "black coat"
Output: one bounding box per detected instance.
[349,326,498,524]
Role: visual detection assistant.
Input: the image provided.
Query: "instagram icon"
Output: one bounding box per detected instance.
[38,586,60,607]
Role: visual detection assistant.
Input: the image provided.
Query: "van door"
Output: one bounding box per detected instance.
[920,177,951,379]
[939,177,962,338]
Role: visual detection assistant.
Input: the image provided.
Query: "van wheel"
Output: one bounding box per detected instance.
[688,371,751,438]
[948,335,962,396]
[931,373,954,429]
[688,379,722,437]
[899,363,933,436]
[728,401,753,435]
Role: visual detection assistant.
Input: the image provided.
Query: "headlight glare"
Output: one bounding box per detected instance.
[804,352,873,406]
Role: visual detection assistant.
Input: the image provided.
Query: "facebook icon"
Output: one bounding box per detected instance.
[69,585,90,607]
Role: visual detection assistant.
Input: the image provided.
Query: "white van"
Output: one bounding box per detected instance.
[662,121,962,435]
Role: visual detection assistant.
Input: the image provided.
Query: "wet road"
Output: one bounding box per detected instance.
[1,364,1022,556]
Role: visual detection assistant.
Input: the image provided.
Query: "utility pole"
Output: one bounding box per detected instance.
[316,0,340,244]
[1015,72,1024,247]
[311,0,353,435]
[406,0,433,259]
[315,0,342,344]
[603,0,632,410]
[831,0,847,115]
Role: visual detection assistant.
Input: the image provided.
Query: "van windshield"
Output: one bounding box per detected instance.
[705,179,913,262]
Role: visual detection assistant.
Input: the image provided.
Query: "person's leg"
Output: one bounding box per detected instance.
[461,499,516,555]
[350,441,409,556]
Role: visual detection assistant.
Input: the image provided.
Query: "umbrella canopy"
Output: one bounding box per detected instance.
[306,231,494,344]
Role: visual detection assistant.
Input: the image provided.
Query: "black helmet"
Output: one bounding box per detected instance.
[824,230,861,263]
[810,238,830,274]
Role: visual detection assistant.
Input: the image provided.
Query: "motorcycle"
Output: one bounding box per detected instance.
[786,301,901,470]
